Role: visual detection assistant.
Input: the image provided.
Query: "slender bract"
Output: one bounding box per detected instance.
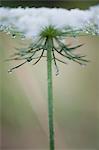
[47,38,55,150]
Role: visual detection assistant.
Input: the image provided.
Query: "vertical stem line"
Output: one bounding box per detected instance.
[47,38,55,150]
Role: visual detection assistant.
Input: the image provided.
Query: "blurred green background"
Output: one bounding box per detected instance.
[0,1,99,150]
[0,0,99,9]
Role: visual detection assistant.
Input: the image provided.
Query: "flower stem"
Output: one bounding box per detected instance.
[47,38,55,150]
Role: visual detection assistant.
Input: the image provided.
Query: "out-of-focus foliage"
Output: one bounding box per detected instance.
[0,0,99,9]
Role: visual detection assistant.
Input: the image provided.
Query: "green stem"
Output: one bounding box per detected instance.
[47,38,55,150]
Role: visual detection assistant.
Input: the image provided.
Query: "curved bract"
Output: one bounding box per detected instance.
[6,25,89,74]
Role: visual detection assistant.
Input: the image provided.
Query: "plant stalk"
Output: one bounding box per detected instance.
[47,38,55,150]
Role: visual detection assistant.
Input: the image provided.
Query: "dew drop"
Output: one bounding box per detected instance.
[27,57,32,62]
[81,64,86,68]
[85,31,89,34]
[56,72,59,76]
[12,34,16,38]
[8,69,12,74]
[55,68,59,76]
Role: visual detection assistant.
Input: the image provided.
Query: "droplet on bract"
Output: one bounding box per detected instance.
[55,68,59,76]
[8,69,12,74]
[56,72,59,76]
[27,57,32,62]
[12,34,16,38]
[85,31,89,34]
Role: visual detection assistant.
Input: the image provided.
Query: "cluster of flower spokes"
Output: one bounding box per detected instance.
[8,26,89,74]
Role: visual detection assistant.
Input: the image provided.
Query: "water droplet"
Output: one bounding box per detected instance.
[56,72,59,76]
[85,31,89,34]
[81,64,86,68]
[55,68,59,76]
[8,69,12,74]
[27,57,32,62]
[12,34,16,38]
